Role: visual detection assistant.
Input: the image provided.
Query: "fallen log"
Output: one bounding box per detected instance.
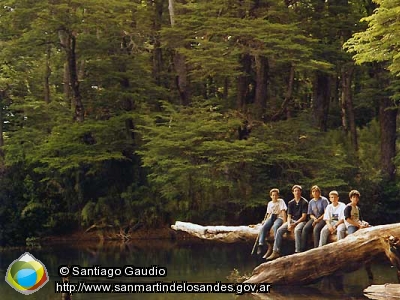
[364,284,400,300]
[170,221,261,243]
[171,221,340,242]
[244,223,400,285]
[171,220,338,255]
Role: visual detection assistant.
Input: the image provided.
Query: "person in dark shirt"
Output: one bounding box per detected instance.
[344,190,369,235]
[266,185,308,260]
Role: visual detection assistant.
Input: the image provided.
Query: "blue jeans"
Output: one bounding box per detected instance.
[301,219,326,251]
[319,222,346,247]
[273,221,305,253]
[258,216,283,245]
[347,225,358,235]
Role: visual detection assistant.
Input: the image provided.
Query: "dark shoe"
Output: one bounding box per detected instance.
[266,251,280,261]
[256,245,263,255]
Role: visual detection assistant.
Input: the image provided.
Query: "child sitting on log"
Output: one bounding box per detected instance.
[344,190,369,234]
[256,188,287,256]
[319,190,346,246]
[266,185,308,260]
[301,185,329,251]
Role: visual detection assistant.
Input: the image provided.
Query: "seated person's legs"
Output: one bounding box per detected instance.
[272,223,288,254]
[301,219,313,252]
[337,223,346,240]
[258,217,274,245]
[294,221,306,253]
[318,224,330,247]
[313,220,326,248]
[347,225,358,235]
[271,218,284,239]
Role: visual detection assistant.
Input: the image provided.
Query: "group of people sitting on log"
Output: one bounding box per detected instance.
[255,184,370,260]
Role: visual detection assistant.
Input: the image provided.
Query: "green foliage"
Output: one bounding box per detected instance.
[81,201,97,227]
[344,0,400,76]
[0,0,399,246]
[137,103,358,223]
[137,101,263,221]
[0,165,38,246]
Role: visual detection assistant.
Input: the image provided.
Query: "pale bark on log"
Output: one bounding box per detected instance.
[245,223,400,285]
[364,284,400,300]
[171,221,260,243]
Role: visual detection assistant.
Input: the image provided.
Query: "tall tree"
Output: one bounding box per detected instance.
[162,0,318,120]
[344,0,400,180]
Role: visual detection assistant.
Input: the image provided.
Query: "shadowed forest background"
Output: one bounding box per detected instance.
[1,0,400,246]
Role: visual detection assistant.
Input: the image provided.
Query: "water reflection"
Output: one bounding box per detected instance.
[0,240,398,299]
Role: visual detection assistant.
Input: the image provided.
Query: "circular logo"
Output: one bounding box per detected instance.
[5,252,49,295]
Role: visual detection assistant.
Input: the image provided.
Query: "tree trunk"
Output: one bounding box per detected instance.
[364,284,400,300]
[223,77,229,100]
[0,90,5,157]
[237,54,253,111]
[173,53,190,106]
[254,55,268,119]
[172,221,400,286]
[59,29,84,122]
[171,221,339,244]
[271,64,295,121]
[313,71,330,131]
[245,223,400,285]
[120,75,135,141]
[63,62,71,104]
[171,221,260,243]
[168,0,175,26]
[379,96,397,181]
[168,0,190,106]
[44,45,51,104]
[340,64,357,151]
[152,0,164,85]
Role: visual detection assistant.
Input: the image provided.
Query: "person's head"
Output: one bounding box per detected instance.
[349,190,360,204]
[329,190,339,204]
[292,185,302,199]
[269,188,279,201]
[311,185,321,199]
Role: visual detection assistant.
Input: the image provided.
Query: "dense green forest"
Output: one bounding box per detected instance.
[0,0,400,246]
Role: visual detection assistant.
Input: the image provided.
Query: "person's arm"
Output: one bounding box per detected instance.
[286,201,293,227]
[278,199,287,222]
[309,200,324,226]
[287,214,293,230]
[298,199,309,223]
[297,212,307,223]
[262,202,271,223]
[358,208,369,227]
[346,217,360,228]
[335,219,344,227]
[313,213,324,223]
[306,200,314,223]
[344,206,361,228]
[314,198,328,223]
[323,206,334,231]
[335,203,346,229]
[281,210,287,223]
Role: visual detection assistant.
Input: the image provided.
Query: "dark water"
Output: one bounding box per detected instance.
[0,240,398,299]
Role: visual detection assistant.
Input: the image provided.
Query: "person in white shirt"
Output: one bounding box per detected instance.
[256,188,287,256]
[319,190,346,247]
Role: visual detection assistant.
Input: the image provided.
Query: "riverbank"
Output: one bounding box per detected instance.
[40,225,200,243]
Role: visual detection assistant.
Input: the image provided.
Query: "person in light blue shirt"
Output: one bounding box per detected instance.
[301,185,329,251]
